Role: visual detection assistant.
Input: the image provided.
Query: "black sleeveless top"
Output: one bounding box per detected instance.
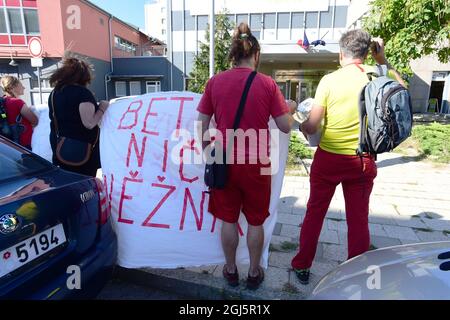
[48,85,99,146]
[48,85,100,176]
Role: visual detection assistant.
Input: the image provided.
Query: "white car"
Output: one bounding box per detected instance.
[310,241,450,300]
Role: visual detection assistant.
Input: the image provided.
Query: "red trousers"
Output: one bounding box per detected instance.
[291,147,377,270]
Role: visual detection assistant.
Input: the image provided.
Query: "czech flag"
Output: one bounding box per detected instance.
[297,31,310,50]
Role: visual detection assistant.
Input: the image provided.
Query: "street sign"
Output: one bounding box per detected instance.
[31,58,43,68]
[28,37,44,104]
[28,37,43,58]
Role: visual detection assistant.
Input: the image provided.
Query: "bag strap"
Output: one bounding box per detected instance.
[50,90,60,138]
[223,71,257,163]
[232,71,257,130]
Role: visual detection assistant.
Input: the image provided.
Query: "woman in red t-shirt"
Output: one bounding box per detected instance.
[1,75,38,149]
[197,23,296,290]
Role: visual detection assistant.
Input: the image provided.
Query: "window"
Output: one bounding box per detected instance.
[161,18,166,24]
[236,14,248,24]
[305,12,318,29]
[161,29,166,35]
[114,36,137,53]
[7,9,24,34]
[146,81,161,93]
[184,11,195,31]
[263,13,276,29]
[319,9,333,28]
[130,81,141,96]
[292,12,304,29]
[277,13,290,29]
[24,9,39,34]
[250,14,262,31]
[0,10,7,33]
[115,81,127,97]
[225,14,235,25]
[0,141,52,182]
[197,15,208,31]
[334,6,348,28]
[31,78,51,89]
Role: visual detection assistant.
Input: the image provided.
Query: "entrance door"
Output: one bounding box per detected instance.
[429,81,445,112]
[298,82,307,103]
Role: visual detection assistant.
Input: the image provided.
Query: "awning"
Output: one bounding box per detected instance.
[109,74,164,79]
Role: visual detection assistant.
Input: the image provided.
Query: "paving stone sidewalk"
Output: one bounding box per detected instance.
[119,152,450,300]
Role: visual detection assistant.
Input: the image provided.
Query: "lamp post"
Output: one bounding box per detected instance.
[209,0,215,78]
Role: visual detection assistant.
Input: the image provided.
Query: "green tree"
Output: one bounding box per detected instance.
[363,0,450,76]
[188,12,235,93]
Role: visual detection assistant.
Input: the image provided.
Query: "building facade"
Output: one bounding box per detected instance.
[0,0,162,105]
[149,0,350,100]
[145,0,167,43]
[145,0,449,113]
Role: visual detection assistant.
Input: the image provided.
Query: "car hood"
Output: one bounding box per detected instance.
[310,241,450,300]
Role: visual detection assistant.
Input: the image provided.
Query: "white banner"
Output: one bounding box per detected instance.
[31,104,52,162]
[32,91,290,269]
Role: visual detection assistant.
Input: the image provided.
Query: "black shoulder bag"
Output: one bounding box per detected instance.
[51,90,99,167]
[204,71,257,189]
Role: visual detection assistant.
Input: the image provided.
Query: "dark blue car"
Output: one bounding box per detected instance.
[0,136,117,299]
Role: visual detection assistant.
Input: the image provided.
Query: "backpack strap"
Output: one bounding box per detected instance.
[0,97,7,120]
[356,85,368,156]
[366,64,388,81]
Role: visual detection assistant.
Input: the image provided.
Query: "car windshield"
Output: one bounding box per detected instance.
[0,139,53,182]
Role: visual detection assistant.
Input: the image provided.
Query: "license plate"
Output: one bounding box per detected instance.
[0,224,66,278]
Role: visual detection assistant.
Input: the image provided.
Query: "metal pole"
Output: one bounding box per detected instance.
[37,66,42,104]
[209,0,215,78]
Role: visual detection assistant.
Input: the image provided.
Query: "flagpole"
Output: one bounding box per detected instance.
[209,0,215,78]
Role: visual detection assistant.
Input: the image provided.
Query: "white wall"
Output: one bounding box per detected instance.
[145,1,167,42]
[346,0,370,28]
[184,0,332,15]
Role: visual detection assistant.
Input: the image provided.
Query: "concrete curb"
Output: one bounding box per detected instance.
[114,267,306,300]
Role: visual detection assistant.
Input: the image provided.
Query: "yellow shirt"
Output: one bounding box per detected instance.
[314,64,394,155]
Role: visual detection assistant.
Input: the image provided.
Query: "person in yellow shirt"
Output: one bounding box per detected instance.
[291,29,405,285]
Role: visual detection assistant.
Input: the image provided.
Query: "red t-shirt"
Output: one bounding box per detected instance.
[197,67,289,164]
[4,96,33,147]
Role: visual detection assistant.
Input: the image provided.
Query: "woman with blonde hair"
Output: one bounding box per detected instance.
[1,75,38,150]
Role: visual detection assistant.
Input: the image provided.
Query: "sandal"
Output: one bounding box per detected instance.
[246,266,264,290]
[222,265,239,287]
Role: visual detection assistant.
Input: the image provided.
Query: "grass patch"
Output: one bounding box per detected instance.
[282,282,300,294]
[287,133,314,167]
[443,230,450,236]
[284,167,309,177]
[280,241,298,251]
[396,123,450,163]
[269,244,281,252]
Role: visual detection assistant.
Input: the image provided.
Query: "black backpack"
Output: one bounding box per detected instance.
[357,65,413,157]
[0,97,20,143]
